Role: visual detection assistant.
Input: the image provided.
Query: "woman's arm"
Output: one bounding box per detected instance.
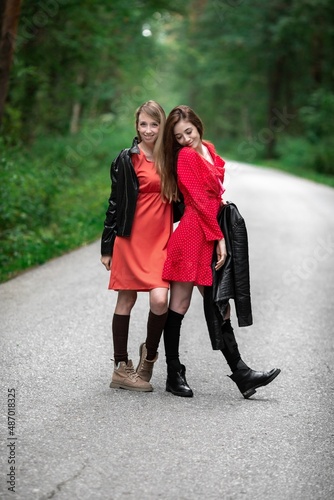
[177,147,223,241]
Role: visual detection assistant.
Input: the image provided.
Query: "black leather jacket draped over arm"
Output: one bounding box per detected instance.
[101,138,140,256]
[204,202,253,350]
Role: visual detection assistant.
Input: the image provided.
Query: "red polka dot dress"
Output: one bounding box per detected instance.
[162,141,225,286]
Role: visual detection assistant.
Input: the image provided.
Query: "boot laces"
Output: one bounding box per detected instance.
[125,363,138,380]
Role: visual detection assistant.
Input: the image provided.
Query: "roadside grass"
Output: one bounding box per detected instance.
[219,136,334,188]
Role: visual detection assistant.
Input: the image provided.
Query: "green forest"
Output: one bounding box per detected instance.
[1,0,334,283]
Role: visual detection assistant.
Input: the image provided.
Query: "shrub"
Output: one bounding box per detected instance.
[0,119,131,282]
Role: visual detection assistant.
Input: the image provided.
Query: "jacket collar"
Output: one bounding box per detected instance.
[129,136,140,154]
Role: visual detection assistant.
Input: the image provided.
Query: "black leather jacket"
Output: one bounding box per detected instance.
[101,137,140,256]
[203,202,253,350]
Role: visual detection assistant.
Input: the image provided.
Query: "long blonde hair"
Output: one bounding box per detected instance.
[159,105,204,202]
[135,101,166,175]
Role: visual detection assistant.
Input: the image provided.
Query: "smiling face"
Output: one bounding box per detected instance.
[173,119,202,151]
[137,111,160,147]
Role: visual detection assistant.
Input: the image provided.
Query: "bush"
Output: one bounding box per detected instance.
[0,119,132,283]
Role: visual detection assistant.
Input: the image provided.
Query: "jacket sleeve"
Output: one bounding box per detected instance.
[177,147,223,241]
[100,153,120,256]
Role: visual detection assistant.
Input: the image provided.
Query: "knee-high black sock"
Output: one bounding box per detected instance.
[220,319,241,372]
[145,310,168,360]
[112,313,130,364]
[163,309,184,365]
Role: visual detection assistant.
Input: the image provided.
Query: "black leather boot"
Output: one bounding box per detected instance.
[166,361,193,398]
[230,360,281,399]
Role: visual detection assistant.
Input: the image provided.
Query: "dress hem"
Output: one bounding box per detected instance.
[109,285,170,292]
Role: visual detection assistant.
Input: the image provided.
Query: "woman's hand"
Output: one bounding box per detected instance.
[101,255,112,271]
[215,238,227,271]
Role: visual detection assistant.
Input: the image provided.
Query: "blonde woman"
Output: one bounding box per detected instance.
[101,101,172,392]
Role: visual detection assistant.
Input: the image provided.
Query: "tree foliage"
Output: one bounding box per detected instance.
[2,0,333,169]
[161,0,334,169]
[3,0,184,139]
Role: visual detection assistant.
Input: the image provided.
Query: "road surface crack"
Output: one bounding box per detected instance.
[40,463,88,499]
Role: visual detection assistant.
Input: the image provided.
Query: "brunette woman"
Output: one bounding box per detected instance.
[160,105,280,398]
[101,101,172,392]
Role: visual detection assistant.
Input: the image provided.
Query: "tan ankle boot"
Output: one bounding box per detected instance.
[136,343,158,382]
[110,360,153,392]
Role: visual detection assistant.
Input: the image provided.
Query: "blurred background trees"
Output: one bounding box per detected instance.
[2,0,334,166]
[166,0,334,170]
[1,0,181,139]
[1,0,333,281]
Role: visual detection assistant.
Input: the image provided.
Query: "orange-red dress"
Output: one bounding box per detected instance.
[109,150,173,291]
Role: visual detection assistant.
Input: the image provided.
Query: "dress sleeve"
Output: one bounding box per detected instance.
[177,148,223,242]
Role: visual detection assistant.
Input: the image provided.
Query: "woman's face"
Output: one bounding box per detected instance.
[137,111,160,147]
[173,119,201,150]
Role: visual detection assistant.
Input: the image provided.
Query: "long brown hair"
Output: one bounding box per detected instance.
[135,100,166,174]
[160,105,204,202]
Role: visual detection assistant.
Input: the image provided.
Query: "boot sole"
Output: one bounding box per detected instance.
[110,382,153,392]
[242,368,281,399]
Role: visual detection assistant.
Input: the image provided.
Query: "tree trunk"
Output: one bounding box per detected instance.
[311,31,323,86]
[267,56,285,159]
[69,73,84,134]
[0,0,22,127]
[70,102,82,135]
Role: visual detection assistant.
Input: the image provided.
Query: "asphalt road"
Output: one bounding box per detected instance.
[1,162,334,500]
